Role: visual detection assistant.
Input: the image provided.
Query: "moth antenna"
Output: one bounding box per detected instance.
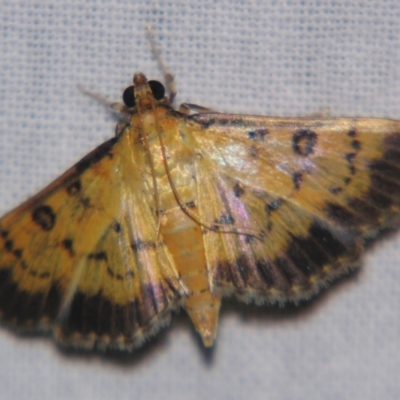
[146,24,177,103]
[78,85,128,114]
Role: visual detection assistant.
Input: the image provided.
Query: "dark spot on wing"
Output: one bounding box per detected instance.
[347,129,356,137]
[43,283,62,320]
[351,140,361,150]
[248,129,269,141]
[274,221,353,289]
[344,134,360,176]
[273,257,308,288]
[292,172,303,190]
[254,260,275,287]
[64,291,85,334]
[325,202,362,227]
[229,118,244,127]
[217,118,229,126]
[113,222,122,233]
[290,232,331,270]
[384,131,400,148]
[4,240,13,251]
[306,222,349,260]
[185,201,196,209]
[360,133,400,221]
[112,303,130,337]
[369,158,400,177]
[330,186,343,195]
[267,200,282,211]
[345,152,356,164]
[249,145,258,158]
[9,286,41,325]
[370,171,400,196]
[88,252,108,261]
[0,273,20,320]
[215,256,252,288]
[24,293,46,324]
[245,235,256,243]
[61,238,74,256]
[266,199,282,214]
[292,129,317,156]
[75,137,117,174]
[237,255,255,287]
[382,148,400,164]
[214,260,233,287]
[32,205,56,231]
[370,134,400,204]
[0,268,11,291]
[284,227,337,278]
[98,297,113,336]
[64,291,134,340]
[233,182,245,198]
[81,197,91,208]
[13,249,23,259]
[84,293,105,335]
[66,180,82,196]
[216,213,235,225]
[347,196,380,224]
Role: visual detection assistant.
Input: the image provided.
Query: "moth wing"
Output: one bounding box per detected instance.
[0,135,186,350]
[190,114,400,303]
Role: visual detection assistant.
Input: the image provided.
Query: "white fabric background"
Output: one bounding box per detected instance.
[1,1,400,399]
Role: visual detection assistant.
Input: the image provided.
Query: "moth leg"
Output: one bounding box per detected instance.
[178,103,217,115]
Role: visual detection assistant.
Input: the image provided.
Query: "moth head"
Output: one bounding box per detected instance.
[122,74,165,108]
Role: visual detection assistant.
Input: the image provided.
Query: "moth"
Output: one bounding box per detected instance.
[1,46,400,351]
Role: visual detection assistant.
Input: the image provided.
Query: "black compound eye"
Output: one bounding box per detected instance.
[148,80,165,100]
[122,85,135,107]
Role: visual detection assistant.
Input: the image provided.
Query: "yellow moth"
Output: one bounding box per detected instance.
[1,37,400,351]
